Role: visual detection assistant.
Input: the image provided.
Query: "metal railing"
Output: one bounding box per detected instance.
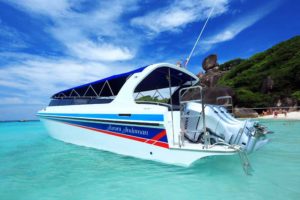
[216,96,233,113]
[178,85,210,148]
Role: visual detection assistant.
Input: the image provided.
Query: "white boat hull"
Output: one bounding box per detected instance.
[37,63,269,170]
[40,118,235,166]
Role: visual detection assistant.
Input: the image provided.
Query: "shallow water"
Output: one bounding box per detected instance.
[0,120,299,200]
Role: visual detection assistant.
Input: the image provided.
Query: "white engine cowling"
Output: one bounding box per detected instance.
[181,102,269,153]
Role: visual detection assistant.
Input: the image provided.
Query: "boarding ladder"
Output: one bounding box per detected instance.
[178,86,253,175]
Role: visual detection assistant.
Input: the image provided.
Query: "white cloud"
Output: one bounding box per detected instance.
[2,0,72,18]
[204,12,268,45]
[0,0,144,107]
[131,0,229,35]
[3,0,139,62]
[196,1,281,53]
[0,0,281,107]
[188,0,280,54]
[66,41,134,61]
[0,54,136,104]
[0,21,28,50]
[0,97,24,105]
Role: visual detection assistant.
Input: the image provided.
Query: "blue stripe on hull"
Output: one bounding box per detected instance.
[38,113,164,122]
[43,116,168,143]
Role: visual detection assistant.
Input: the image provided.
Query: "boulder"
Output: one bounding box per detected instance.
[203,87,234,104]
[181,86,234,105]
[233,107,258,118]
[202,54,218,71]
[201,70,226,88]
[181,54,235,106]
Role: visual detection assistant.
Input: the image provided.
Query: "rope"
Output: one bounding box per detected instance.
[184,1,217,68]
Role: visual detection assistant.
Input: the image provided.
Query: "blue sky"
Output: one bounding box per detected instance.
[0,0,299,120]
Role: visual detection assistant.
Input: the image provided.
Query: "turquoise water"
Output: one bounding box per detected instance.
[0,120,299,200]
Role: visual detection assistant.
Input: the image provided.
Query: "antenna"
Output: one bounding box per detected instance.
[184,1,217,68]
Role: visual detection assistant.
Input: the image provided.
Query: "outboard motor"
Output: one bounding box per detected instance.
[181,102,270,153]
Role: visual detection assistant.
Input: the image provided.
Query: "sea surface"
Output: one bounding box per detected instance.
[0,120,299,200]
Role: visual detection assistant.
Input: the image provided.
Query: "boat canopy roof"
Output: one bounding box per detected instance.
[52,64,198,99]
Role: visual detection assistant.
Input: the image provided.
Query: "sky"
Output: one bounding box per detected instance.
[0,0,299,120]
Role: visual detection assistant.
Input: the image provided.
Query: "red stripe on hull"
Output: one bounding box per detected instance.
[154,141,169,148]
[62,121,169,148]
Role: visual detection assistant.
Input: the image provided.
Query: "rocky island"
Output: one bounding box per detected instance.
[192,36,300,117]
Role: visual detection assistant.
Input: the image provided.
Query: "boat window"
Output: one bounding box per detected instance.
[134,87,177,103]
[133,66,197,108]
[48,98,114,106]
[134,87,180,110]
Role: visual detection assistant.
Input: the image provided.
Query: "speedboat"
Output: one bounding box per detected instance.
[37,63,270,171]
